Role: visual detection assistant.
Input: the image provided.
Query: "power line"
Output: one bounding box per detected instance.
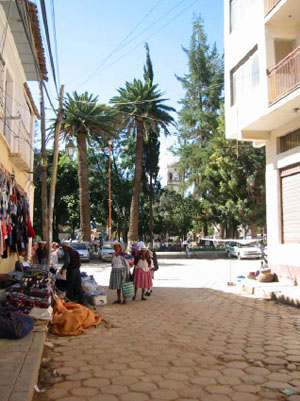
[85,0,201,81]
[73,0,164,88]
[50,0,60,88]
[39,0,58,95]
[77,0,192,88]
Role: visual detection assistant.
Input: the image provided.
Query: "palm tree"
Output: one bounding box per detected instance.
[111,79,175,244]
[62,91,115,241]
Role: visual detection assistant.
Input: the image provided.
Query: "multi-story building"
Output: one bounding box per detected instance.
[225,0,300,282]
[0,1,47,273]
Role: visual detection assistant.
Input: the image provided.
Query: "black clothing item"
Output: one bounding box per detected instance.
[152,250,159,271]
[36,247,46,264]
[66,268,82,304]
[63,247,81,270]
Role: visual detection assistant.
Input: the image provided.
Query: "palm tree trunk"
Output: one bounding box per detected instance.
[128,119,144,244]
[77,132,91,241]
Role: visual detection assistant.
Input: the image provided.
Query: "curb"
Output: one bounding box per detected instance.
[0,331,46,401]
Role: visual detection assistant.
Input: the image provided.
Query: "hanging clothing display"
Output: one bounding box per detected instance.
[0,165,35,261]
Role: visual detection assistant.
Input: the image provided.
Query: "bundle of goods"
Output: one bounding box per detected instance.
[81,273,107,305]
[257,267,277,283]
[50,297,103,336]
[5,266,53,314]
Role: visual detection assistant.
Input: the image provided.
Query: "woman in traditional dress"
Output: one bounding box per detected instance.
[109,242,130,304]
[133,245,152,301]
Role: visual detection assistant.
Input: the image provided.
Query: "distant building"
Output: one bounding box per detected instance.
[166,164,182,193]
[0,1,47,273]
[224,0,300,283]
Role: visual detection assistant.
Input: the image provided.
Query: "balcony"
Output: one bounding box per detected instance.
[9,121,32,172]
[268,45,300,105]
[265,0,281,16]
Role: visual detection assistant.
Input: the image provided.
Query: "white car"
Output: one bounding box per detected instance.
[69,242,90,262]
[99,242,115,262]
[225,241,262,260]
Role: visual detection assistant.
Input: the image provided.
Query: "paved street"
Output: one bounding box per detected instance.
[33,258,300,401]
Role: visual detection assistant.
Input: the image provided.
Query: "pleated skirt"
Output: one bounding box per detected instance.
[109,267,127,290]
[134,268,153,289]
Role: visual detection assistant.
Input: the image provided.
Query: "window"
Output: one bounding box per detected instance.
[230,46,260,106]
[230,0,257,33]
[279,129,300,153]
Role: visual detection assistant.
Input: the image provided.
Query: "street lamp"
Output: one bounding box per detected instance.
[65,139,75,158]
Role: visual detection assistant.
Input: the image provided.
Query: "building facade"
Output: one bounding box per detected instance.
[166,164,182,193]
[225,0,300,282]
[0,1,46,273]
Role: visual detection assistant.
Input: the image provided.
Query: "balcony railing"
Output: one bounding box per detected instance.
[265,0,281,16]
[268,45,300,105]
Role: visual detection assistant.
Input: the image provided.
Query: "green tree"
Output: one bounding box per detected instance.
[175,15,223,194]
[61,91,116,241]
[111,79,175,244]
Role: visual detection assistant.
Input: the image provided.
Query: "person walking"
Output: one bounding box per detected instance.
[36,241,47,265]
[60,242,83,304]
[133,245,152,301]
[109,242,131,304]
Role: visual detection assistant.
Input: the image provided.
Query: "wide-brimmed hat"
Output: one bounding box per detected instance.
[61,241,71,248]
[139,245,148,251]
[113,241,122,248]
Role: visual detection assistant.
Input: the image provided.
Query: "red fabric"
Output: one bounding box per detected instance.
[26,216,36,238]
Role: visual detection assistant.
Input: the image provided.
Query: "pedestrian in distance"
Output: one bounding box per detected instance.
[145,245,159,296]
[50,242,59,270]
[183,239,191,258]
[60,242,83,304]
[36,241,47,265]
[133,245,152,301]
[109,242,131,304]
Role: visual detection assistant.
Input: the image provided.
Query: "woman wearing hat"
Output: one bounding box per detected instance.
[133,245,152,301]
[109,242,131,304]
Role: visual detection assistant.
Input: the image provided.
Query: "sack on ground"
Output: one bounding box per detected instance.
[0,306,34,339]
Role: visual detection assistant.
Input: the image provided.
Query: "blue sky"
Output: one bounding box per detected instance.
[37,0,224,183]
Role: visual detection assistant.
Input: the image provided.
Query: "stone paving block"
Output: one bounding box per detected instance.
[231,393,258,401]
[83,378,111,388]
[217,376,242,386]
[158,379,185,390]
[47,388,68,399]
[190,376,217,385]
[93,370,120,378]
[233,384,258,393]
[101,384,129,395]
[150,389,178,400]
[222,368,245,377]
[111,375,137,386]
[120,392,150,401]
[245,367,271,376]
[197,369,222,378]
[205,385,233,395]
[90,395,118,401]
[258,390,281,399]
[71,386,99,397]
[130,381,157,392]
[66,371,92,381]
[56,397,82,401]
[241,374,266,384]
[201,394,231,401]
[264,381,293,390]
[178,386,208,399]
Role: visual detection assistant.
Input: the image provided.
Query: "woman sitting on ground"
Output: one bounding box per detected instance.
[133,245,152,301]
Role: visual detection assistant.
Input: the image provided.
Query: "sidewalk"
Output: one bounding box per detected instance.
[0,330,46,401]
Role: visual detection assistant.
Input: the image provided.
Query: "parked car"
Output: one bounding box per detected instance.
[99,242,115,262]
[70,242,90,262]
[225,241,262,260]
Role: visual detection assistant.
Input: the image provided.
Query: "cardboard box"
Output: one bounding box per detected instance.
[89,295,107,306]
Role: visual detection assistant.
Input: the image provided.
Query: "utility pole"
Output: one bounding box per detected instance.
[40,81,48,244]
[46,85,65,265]
[107,140,113,240]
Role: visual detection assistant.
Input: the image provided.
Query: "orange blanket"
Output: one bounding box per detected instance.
[50,298,103,336]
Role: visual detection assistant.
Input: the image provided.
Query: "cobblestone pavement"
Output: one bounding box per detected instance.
[34,286,300,401]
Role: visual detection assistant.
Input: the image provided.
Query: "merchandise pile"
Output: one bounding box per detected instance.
[4,265,53,316]
[81,272,107,305]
